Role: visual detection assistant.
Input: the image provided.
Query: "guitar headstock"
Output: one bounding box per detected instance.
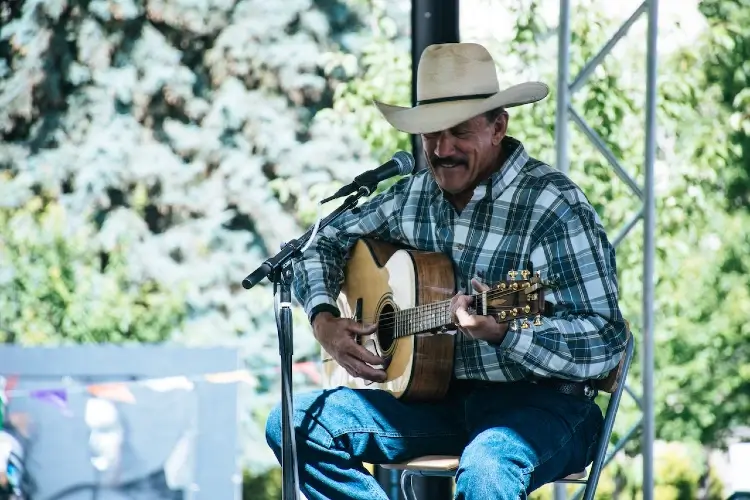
[480,270,551,331]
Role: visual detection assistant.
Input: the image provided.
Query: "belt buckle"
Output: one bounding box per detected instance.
[584,384,596,398]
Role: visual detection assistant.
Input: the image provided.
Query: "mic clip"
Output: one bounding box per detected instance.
[320,178,378,204]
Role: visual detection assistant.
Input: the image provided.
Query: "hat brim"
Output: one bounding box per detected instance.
[374,82,549,135]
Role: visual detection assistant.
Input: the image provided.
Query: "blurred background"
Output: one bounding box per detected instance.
[0,0,749,498]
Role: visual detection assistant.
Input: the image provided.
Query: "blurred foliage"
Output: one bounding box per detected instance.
[529,441,726,500]
[242,467,282,500]
[0,0,385,473]
[0,195,186,344]
[699,0,750,211]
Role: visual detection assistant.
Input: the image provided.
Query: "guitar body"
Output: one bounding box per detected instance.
[321,239,458,401]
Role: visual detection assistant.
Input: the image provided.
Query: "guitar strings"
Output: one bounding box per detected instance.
[349,285,540,330]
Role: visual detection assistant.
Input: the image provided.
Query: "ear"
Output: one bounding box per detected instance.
[491,111,508,145]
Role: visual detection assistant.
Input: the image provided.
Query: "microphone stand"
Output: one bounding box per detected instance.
[241,181,378,500]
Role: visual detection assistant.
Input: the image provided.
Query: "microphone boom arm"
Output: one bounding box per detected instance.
[241,182,374,290]
[240,178,381,500]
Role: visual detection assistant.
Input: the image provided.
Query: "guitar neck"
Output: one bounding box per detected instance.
[393,294,487,339]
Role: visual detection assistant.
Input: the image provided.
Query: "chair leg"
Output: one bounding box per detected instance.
[580,335,636,500]
[400,470,418,500]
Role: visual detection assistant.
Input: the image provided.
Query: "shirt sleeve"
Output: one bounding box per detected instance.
[291,177,411,323]
[496,205,628,381]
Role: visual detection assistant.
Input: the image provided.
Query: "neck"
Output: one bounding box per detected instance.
[391,292,488,338]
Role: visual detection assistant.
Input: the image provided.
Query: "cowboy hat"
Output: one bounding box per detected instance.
[374,42,549,135]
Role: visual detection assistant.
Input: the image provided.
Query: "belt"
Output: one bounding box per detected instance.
[533,377,598,399]
[451,377,598,400]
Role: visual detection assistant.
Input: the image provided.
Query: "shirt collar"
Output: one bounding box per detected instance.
[487,136,528,200]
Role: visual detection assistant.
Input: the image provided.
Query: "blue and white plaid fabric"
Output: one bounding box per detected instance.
[293,137,628,382]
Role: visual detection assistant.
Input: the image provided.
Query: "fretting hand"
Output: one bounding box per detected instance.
[450,278,509,344]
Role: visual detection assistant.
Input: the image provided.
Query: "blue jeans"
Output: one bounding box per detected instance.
[265,379,603,499]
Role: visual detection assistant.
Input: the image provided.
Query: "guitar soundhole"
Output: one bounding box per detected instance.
[377,303,396,354]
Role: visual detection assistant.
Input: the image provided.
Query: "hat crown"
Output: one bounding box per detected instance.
[416,43,500,102]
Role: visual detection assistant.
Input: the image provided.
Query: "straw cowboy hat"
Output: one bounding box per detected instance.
[374,42,549,135]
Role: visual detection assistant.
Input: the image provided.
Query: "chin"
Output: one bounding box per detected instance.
[433,167,474,194]
[438,184,464,195]
[436,178,470,194]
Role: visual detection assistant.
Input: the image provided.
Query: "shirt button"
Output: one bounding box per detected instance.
[456,243,465,250]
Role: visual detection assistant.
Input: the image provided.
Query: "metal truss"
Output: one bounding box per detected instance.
[553,1,659,499]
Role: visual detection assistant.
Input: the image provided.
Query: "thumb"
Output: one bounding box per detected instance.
[471,278,490,292]
[349,320,378,335]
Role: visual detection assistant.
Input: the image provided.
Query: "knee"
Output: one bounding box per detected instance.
[455,430,533,500]
[264,387,366,453]
[264,392,316,453]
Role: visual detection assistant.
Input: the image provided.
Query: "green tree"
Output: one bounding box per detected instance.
[0,193,186,344]
[0,0,384,475]
[699,0,750,212]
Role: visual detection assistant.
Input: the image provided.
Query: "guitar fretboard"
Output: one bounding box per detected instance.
[393,294,485,338]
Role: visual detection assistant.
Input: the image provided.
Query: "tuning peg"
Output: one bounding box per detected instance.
[521,319,530,329]
[530,293,538,301]
[510,320,519,331]
[534,315,542,326]
[508,270,518,280]
[521,270,530,280]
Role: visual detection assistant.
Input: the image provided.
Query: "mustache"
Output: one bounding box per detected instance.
[430,156,468,167]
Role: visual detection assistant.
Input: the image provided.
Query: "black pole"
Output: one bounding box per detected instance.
[372,1,459,499]
[410,0,460,173]
[407,0,459,496]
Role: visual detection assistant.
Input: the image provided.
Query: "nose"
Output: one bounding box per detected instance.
[434,132,456,158]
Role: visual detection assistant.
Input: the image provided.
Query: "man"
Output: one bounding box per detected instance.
[266,42,628,499]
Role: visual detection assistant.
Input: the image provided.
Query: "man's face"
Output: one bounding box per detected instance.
[421,112,508,195]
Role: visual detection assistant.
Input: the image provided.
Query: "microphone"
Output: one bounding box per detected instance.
[321,151,415,203]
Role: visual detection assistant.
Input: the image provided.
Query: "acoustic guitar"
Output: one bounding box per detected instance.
[321,238,552,402]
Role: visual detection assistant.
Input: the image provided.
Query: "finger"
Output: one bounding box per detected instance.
[449,290,464,308]
[342,355,387,382]
[346,319,378,336]
[450,293,472,312]
[449,291,462,323]
[338,335,385,365]
[471,278,490,292]
[341,322,384,364]
[349,342,386,366]
[455,306,479,329]
[450,294,473,325]
[451,295,473,315]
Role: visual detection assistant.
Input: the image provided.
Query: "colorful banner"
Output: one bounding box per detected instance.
[0,361,322,416]
[86,383,136,404]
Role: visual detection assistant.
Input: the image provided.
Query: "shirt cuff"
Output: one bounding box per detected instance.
[306,295,341,324]
[495,322,533,359]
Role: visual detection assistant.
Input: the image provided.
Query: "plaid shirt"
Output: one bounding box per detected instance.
[293,137,628,382]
